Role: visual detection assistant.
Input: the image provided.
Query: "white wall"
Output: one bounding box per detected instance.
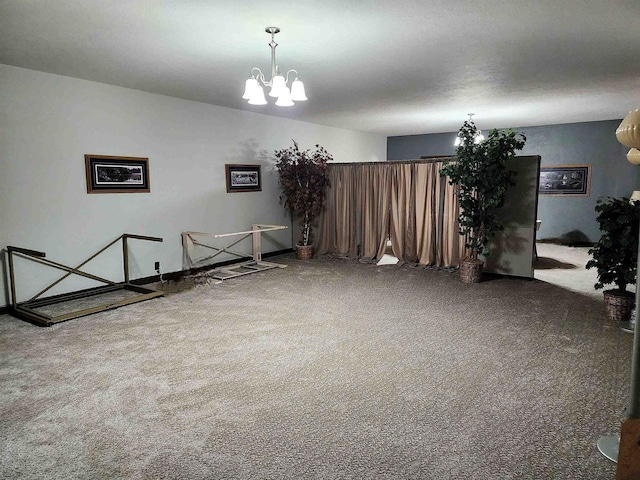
[0,65,386,307]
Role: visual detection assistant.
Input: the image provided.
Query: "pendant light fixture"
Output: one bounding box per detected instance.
[596,108,640,474]
[454,113,485,146]
[616,109,640,164]
[242,27,307,107]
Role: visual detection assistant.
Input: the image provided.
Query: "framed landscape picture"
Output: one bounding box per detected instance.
[85,155,150,194]
[538,164,591,196]
[225,164,262,193]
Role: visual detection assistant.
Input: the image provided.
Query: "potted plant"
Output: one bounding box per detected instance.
[439,120,526,283]
[586,196,640,322]
[275,140,332,259]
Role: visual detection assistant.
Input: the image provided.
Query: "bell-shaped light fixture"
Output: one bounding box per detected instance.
[242,77,258,100]
[290,78,308,101]
[247,85,267,105]
[269,74,286,98]
[242,27,308,106]
[275,87,294,107]
[454,113,484,146]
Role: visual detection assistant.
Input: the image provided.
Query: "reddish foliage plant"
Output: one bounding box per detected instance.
[275,140,332,246]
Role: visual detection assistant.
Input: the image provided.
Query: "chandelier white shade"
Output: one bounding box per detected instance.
[242,27,307,107]
[454,113,485,146]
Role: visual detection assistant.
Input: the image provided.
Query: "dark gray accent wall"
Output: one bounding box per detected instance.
[387,120,638,242]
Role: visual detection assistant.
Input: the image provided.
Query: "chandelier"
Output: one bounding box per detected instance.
[454,113,485,146]
[242,27,307,107]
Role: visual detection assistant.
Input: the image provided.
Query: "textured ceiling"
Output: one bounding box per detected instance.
[1,0,639,136]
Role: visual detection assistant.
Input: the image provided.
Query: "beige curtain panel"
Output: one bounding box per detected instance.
[316,163,391,261]
[317,160,465,268]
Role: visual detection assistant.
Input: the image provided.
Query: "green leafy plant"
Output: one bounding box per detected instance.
[439,120,526,259]
[275,140,332,246]
[586,197,640,293]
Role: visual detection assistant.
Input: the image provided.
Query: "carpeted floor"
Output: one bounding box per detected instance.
[0,252,633,479]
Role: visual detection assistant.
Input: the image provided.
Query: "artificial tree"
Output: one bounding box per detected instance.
[440,120,526,282]
[586,196,640,321]
[274,140,332,258]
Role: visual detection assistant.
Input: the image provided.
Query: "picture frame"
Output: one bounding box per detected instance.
[85,155,150,194]
[225,164,262,193]
[538,164,591,196]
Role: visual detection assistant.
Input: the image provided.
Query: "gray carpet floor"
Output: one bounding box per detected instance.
[0,252,633,479]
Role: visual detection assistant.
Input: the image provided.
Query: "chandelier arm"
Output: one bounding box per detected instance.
[259,71,270,87]
[250,68,271,87]
[285,69,299,84]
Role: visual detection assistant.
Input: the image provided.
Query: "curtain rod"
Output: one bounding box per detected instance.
[330,156,452,166]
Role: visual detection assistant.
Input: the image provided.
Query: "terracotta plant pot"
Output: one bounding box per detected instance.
[296,244,314,260]
[459,257,484,284]
[603,289,634,322]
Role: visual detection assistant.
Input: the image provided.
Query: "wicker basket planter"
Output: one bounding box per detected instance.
[296,244,314,260]
[603,289,634,322]
[459,258,484,284]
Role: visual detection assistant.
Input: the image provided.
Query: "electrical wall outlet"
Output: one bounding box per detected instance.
[154,261,160,272]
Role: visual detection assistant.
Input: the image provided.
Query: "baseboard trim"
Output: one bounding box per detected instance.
[0,249,295,313]
[131,248,295,285]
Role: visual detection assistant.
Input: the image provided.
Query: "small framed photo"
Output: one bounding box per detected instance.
[225,164,262,193]
[85,155,150,194]
[538,164,591,196]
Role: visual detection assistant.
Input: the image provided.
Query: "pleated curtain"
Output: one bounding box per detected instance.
[316,160,466,268]
[316,163,390,261]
